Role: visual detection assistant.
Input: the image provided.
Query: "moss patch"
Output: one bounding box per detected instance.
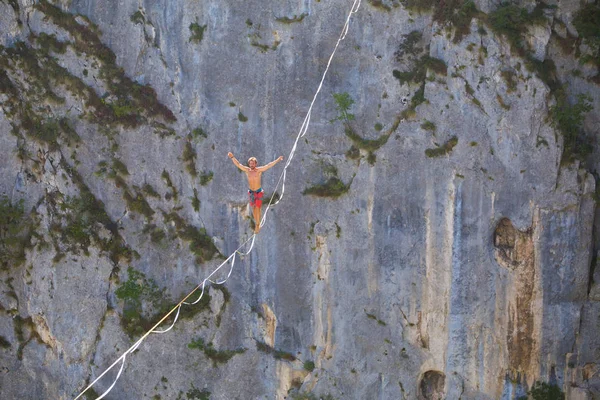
[162,211,221,263]
[188,337,246,366]
[189,22,207,44]
[255,340,296,361]
[115,267,212,338]
[275,13,308,23]
[303,177,351,198]
[0,197,31,270]
[425,136,459,158]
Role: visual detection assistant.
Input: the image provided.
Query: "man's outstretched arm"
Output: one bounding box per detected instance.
[257,156,284,172]
[228,152,249,171]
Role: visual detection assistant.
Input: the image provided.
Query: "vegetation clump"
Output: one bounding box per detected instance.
[161,170,178,201]
[526,381,564,400]
[191,188,200,212]
[188,337,246,366]
[488,3,548,55]
[303,177,350,198]
[393,55,447,85]
[182,141,197,177]
[395,31,423,61]
[115,267,212,338]
[303,360,315,372]
[0,197,30,270]
[255,341,296,361]
[421,120,436,131]
[331,92,391,162]
[345,126,389,153]
[402,0,479,43]
[34,0,176,126]
[56,163,133,263]
[123,190,154,219]
[400,83,426,120]
[425,136,459,158]
[573,2,600,80]
[33,32,68,54]
[199,171,214,186]
[186,384,211,400]
[162,211,221,263]
[275,13,308,23]
[189,22,207,43]
[368,0,392,12]
[191,127,207,139]
[550,92,593,164]
[130,11,145,25]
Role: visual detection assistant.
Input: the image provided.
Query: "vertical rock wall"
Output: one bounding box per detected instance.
[0,0,599,399]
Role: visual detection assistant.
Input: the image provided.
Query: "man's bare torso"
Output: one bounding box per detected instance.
[246,168,262,191]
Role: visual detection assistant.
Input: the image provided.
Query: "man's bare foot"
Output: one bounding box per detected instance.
[254,226,260,234]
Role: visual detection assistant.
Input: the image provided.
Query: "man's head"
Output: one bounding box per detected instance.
[248,157,257,169]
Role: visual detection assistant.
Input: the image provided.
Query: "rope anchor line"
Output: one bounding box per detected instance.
[74,1,361,398]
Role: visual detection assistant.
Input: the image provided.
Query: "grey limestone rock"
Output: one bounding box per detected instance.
[0,0,599,399]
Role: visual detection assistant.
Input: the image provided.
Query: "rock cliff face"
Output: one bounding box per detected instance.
[0,0,599,399]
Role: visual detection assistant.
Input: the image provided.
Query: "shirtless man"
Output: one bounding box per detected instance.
[228,152,284,233]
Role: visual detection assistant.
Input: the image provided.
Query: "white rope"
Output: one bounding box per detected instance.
[74,1,361,398]
[261,0,361,227]
[95,356,126,400]
[73,235,255,400]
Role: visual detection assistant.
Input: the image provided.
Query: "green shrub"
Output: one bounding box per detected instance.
[161,170,178,201]
[528,381,564,400]
[303,177,350,198]
[189,22,207,43]
[255,340,297,361]
[123,190,154,219]
[142,184,160,198]
[550,91,593,163]
[393,55,447,85]
[186,384,210,400]
[183,142,197,177]
[401,0,478,43]
[191,127,207,139]
[425,136,459,157]
[368,0,392,12]
[395,31,423,61]
[34,0,176,125]
[303,360,315,371]
[34,32,68,54]
[199,171,214,186]
[191,188,200,212]
[501,70,517,92]
[130,11,145,25]
[421,120,436,131]
[345,145,360,160]
[525,56,559,92]
[573,2,600,78]
[345,126,389,152]
[0,197,29,270]
[330,92,355,124]
[188,337,246,366]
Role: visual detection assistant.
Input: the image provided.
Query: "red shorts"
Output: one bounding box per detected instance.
[248,189,263,208]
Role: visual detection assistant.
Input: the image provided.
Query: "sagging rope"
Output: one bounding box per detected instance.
[74,235,256,400]
[74,1,361,398]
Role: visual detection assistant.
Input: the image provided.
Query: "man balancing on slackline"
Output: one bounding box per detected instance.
[228,152,284,234]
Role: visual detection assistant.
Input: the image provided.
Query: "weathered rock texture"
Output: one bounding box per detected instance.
[0,0,599,399]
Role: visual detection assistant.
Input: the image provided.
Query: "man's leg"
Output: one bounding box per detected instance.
[252,206,261,233]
